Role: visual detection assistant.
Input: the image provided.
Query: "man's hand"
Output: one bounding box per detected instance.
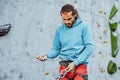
[36,54,48,61]
[66,62,76,72]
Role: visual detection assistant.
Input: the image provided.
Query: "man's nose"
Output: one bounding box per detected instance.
[65,20,69,24]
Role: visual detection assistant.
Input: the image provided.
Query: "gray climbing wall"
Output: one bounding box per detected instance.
[0,0,120,80]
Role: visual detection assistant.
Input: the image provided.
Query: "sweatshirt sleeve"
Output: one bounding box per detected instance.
[47,28,61,59]
[73,24,94,66]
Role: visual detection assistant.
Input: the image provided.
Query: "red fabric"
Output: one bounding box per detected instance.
[59,64,87,80]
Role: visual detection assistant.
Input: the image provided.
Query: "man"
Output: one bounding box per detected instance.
[37,4,94,80]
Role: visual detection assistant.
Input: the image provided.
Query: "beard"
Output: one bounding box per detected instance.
[65,23,73,27]
[65,20,75,28]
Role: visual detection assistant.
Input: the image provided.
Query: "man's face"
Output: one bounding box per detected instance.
[61,11,75,28]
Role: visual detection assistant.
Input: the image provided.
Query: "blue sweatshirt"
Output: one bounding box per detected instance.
[47,18,94,66]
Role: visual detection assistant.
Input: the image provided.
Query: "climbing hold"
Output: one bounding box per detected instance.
[109,20,117,32]
[108,20,119,58]
[101,68,106,73]
[110,31,118,57]
[118,20,120,24]
[45,71,49,75]
[118,67,120,70]
[96,22,101,27]
[74,1,77,4]
[109,1,118,19]
[102,40,108,43]
[98,64,106,73]
[0,24,11,36]
[107,60,117,74]
[99,36,102,39]
[99,51,102,54]
[99,9,103,14]
[104,12,106,15]
[109,52,112,56]
[103,28,107,33]
[110,31,117,50]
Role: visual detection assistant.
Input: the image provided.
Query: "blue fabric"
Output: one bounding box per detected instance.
[47,18,94,66]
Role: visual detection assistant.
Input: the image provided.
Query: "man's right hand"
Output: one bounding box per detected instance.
[36,54,48,61]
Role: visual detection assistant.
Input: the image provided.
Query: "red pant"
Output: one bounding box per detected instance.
[59,64,87,80]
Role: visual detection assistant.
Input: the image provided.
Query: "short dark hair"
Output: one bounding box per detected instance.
[60,4,78,18]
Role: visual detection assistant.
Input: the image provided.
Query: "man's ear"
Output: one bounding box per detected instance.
[73,9,78,18]
[74,14,77,17]
[73,14,78,19]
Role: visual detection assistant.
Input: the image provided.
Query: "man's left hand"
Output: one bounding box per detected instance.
[66,62,76,72]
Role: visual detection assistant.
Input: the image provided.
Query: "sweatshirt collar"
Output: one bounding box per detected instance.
[64,18,82,29]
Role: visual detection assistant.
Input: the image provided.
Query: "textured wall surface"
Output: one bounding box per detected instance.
[0,0,120,80]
